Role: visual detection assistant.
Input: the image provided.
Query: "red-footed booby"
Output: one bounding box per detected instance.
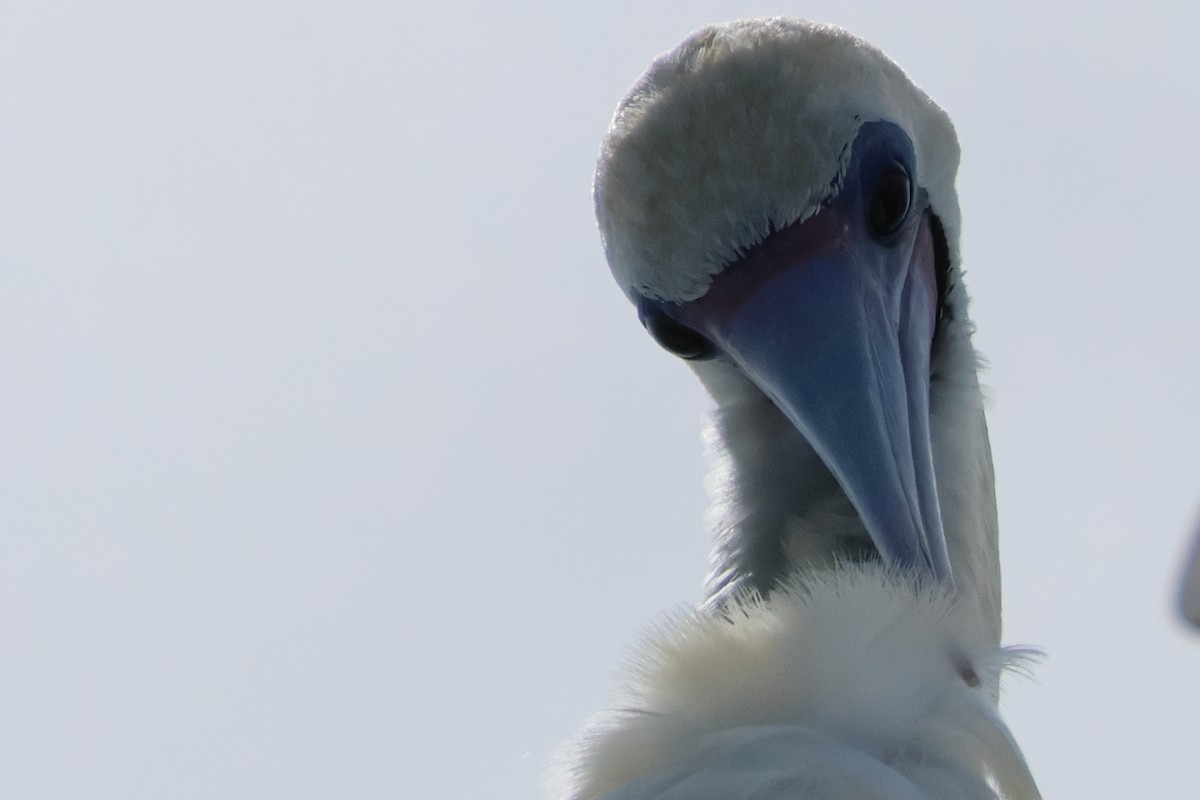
[553,18,1039,800]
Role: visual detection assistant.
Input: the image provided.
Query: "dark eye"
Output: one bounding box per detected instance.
[867,161,912,238]
[640,305,715,361]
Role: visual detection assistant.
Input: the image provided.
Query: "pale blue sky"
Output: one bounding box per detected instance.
[4,2,1200,798]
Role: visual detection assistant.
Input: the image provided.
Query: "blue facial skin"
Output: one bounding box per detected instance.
[637,122,926,346]
[637,121,953,584]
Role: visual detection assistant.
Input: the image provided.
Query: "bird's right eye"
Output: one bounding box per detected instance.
[640,305,716,361]
[867,161,912,239]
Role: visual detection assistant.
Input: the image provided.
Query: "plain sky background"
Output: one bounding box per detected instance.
[5,2,1200,798]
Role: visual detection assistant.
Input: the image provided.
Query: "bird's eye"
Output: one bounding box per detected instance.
[867,161,912,238]
[640,305,716,361]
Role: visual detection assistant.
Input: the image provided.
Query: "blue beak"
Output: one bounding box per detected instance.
[663,194,951,584]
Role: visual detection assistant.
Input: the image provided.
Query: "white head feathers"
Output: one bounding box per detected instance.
[594,18,962,303]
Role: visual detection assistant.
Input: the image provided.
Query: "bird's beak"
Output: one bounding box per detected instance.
[674,204,951,584]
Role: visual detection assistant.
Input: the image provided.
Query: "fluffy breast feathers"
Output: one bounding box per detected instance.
[552,564,1038,800]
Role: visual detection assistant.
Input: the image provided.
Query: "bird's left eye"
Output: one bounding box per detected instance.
[640,304,716,361]
[867,161,912,238]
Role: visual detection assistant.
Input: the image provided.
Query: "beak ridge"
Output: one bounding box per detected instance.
[676,211,951,583]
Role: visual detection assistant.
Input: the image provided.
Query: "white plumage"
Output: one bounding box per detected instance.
[554,18,1038,800]
[557,566,1038,800]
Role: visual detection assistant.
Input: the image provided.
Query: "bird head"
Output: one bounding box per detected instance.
[595,19,985,597]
